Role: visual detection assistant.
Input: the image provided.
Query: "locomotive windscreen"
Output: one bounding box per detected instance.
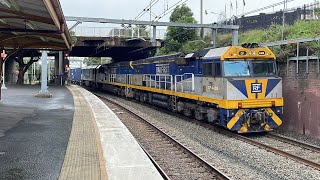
[223,60,276,77]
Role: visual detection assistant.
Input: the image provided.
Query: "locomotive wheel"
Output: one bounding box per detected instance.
[183,109,192,117]
[195,110,204,121]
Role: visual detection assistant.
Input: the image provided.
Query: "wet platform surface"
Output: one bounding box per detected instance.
[0,85,163,180]
[0,86,74,180]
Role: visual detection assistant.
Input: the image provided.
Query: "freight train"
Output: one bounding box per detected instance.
[82,44,283,133]
[70,68,81,84]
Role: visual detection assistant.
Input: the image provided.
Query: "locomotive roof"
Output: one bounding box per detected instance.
[82,65,100,69]
[185,48,211,59]
[132,52,183,65]
[203,46,276,60]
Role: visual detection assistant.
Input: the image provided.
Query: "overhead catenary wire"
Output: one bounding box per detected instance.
[236,0,295,18]
[133,0,156,20]
[153,0,190,21]
[133,0,160,21]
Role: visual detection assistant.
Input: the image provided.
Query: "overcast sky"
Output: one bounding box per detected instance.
[61,0,316,28]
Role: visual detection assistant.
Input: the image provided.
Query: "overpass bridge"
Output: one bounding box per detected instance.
[66,16,240,60]
[70,36,161,60]
[68,24,165,60]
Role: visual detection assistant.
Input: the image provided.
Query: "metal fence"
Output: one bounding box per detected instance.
[73,26,167,39]
[219,1,320,32]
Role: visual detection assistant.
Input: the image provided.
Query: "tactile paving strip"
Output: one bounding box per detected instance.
[59,86,106,180]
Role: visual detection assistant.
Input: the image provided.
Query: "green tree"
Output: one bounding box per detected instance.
[161,4,198,54]
[83,57,102,66]
[69,31,77,45]
[13,50,40,85]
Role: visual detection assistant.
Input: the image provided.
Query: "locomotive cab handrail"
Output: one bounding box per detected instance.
[175,73,195,93]
[143,74,173,91]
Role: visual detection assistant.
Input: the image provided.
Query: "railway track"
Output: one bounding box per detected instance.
[240,133,320,169]
[96,94,230,180]
[92,90,320,176]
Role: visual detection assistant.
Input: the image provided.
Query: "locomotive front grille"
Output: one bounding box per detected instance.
[239,100,275,108]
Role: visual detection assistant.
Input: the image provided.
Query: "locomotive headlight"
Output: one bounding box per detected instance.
[231,112,235,116]
[276,107,283,114]
[253,51,256,55]
[269,113,273,117]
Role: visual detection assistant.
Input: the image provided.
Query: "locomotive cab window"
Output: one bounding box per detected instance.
[203,62,221,77]
[223,61,250,77]
[252,61,276,76]
[203,63,213,76]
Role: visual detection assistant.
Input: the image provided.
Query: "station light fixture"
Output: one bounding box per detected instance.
[0,0,21,11]
[0,18,7,24]
[26,21,35,30]
[0,0,10,8]
[40,37,46,42]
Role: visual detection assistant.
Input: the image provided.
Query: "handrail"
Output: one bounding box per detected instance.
[143,74,172,90]
[175,73,195,93]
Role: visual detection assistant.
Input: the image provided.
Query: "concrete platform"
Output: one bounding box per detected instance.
[0,85,163,180]
[0,85,74,180]
[72,85,163,180]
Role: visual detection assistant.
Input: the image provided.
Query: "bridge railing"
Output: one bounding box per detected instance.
[72,26,166,39]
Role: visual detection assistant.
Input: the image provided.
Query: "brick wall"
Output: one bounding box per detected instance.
[279,60,320,138]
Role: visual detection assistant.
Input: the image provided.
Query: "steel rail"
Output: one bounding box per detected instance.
[235,134,320,171]
[267,133,320,153]
[137,141,171,180]
[95,93,230,180]
[91,90,320,173]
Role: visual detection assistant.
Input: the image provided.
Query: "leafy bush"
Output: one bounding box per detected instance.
[216,20,320,60]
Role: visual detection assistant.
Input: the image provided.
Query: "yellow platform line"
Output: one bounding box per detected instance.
[59,85,107,180]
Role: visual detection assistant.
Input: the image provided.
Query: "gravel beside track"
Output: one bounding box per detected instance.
[239,134,320,170]
[96,92,320,180]
[100,96,229,180]
[261,134,320,165]
[273,129,320,147]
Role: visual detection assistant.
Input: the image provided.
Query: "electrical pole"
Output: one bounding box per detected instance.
[1,50,7,90]
[281,0,287,40]
[200,0,203,38]
[150,0,152,39]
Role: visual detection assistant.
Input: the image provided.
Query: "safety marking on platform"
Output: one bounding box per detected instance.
[59,86,107,180]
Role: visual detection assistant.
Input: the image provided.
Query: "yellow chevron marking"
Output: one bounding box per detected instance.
[227,109,245,129]
[257,79,268,99]
[238,124,248,133]
[265,108,282,126]
[245,80,256,99]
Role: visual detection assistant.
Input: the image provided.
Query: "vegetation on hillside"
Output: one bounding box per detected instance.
[217,20,320,60]
[157,4,211,55]
[157,3,320,60]
[69,31,77,45]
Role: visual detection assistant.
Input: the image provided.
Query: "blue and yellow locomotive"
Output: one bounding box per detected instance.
[82,44,283,133]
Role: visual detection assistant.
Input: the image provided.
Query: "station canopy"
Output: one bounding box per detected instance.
[0,0,72,50]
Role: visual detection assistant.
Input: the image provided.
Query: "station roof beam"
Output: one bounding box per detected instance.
[0,0,72,50]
